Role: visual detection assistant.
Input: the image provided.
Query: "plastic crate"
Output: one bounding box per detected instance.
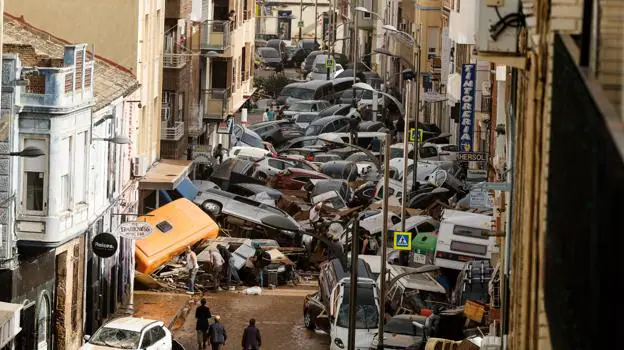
[464,300,487,323]
[266,269,278,286]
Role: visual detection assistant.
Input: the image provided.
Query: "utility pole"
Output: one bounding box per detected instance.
[347,218,359,350]
[377,133,391,350]
[299,0,304,41]
[351,5,358,110]
[314,0,318,44]
[411,27,422,191]
[326,0,333,79]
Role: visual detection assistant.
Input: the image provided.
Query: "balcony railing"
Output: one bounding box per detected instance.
[200,20,231,51]
[202,88,230,119]
[160,121,185,141]
[163,53,190,69]
[544,33,624,350]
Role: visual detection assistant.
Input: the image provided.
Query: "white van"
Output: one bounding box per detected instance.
[227,146,270,161]
[434,209,496,270]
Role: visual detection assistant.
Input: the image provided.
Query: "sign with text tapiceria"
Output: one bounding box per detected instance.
[459,64,476,152]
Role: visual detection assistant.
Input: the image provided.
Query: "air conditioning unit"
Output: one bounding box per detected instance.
[475,0,521,54]
[132,156,147,177]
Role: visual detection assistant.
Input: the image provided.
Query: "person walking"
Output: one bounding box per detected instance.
[241,318,262,350]
[207,315,227,350]
[262,108,270,122]
[195,298,212,349]
[186,246,199,294]
[396,115,405,143]
[207,248,225,290]
[267,106,275,121]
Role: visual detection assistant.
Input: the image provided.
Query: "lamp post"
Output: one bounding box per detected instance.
[92,135,132,145]
[0,146,46,158]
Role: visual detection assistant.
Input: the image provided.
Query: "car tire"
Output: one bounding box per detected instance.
[256,172,268,181]
[202,200,222,218]
[304,309,315,330]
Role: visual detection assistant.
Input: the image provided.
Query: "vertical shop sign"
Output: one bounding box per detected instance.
[459,64,476,152]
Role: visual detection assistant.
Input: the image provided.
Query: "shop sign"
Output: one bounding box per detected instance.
[458,152,487,162]
[115,221,153,240]
[92,232,118,258]
[459,64,476,152]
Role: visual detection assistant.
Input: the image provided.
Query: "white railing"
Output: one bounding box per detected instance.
[160,121,185,141]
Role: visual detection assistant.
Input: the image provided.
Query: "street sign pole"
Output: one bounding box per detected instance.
[378,134,391,349]
[347,218,359,350]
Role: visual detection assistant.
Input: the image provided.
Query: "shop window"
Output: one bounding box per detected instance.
[37,295,50,349]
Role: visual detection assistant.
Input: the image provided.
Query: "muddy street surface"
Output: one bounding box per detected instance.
[172,287,330,350]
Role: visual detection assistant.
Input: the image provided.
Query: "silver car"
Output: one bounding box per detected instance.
[194,188,306,247]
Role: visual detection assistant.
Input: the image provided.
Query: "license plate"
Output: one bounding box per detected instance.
[414,253,427,264]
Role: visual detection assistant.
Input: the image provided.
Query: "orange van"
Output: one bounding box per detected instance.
[135,198,219,274]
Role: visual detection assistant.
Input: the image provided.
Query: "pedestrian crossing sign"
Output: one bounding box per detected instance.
[393,231,412,251]
[409,128,424,142]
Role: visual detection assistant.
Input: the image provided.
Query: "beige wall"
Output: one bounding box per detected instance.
[6,0,164,164]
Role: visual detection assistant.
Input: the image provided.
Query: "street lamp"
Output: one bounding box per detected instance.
[92,135,132,145]
[204,51,220,58]
[0,146,46,158]
[352,82,405,115]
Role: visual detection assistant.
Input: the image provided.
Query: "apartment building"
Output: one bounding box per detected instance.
[161,0,202,159]
[256,0,330,42]
[201,0,255,146]
[6,0,165,169]
[0,14,140,349]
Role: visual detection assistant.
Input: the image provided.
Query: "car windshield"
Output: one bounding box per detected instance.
[260,49,279,58]
[89,327,141,349]
[297,114,317,122]
[390,147,405,159]
[346,153,370,162]
[241,131,264,148]
[290,88,315,99]
[336,285,379,329]
[291,103,312,112]
[305,124,323,136]
[385,318,423,336]
[314,62,328,71]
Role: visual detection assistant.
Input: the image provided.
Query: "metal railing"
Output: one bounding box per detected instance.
[202,88,230,119]
[544,33,624,350]
[163,53,190,69]
[160,121,185,141]
[200,20,231,51]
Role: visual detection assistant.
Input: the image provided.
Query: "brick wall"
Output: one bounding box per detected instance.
[25,72,45,94]
[595,0,624,115]
[2,43,39,66]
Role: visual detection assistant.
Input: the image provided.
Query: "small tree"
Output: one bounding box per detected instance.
[253,74,294,98]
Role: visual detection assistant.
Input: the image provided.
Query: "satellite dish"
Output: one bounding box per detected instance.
[429,170,448,188]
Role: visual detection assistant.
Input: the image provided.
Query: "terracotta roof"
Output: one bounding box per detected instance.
[2,14,139,112]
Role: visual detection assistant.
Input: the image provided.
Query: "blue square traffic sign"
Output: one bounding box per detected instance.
[393,231,412,251]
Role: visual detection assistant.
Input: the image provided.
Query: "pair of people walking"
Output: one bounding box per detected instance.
[196,299,262,350]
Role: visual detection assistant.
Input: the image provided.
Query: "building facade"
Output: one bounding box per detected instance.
[200,0,255,147]
[6,0,165,169]
[0,14,140,350]
[256,0,330,42]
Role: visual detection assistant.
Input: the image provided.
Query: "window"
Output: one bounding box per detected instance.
[156,221,173,233]
[450,240,488,255]
[37,296,50,348]
[74,132,87,203]
[25,172,44,211]
[150,327,166,342]
[417,222,437,233]
[140,329,154,348]
[22,138,48,214]
[268,159,286,170]
[60,175,70,211]
[427,27,440,56]
[453,225,490,240]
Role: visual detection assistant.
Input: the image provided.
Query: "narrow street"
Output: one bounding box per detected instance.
[172,287,330,350]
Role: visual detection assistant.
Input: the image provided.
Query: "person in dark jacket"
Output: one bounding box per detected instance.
[348,112,362,145]
[213,144,224,164]
[195,298,212,349]
[207,315,227,350]
[217,244,241,287]
[241,318,262,350]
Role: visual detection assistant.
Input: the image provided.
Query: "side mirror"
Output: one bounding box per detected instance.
[83,335,91,342]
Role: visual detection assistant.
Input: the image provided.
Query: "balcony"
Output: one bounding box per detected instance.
[160,121,185,141]
[21,62,95,109]
[163,53,189,69]
[202,88,230,120]
[201,20,231,51]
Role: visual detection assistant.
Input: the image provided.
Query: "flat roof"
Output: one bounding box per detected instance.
[138,159,192,190]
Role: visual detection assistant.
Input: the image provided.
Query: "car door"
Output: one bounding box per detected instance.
[152,326,169,350]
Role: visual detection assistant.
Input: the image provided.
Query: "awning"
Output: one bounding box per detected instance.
[138,159,193,191]
[0,302,22,348]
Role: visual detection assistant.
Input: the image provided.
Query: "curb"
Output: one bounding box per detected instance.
[168,298,193,329]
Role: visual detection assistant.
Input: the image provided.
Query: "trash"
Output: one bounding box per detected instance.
[243,286,263,295]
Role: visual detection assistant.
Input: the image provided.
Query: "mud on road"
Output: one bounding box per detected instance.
[172,287,330,350]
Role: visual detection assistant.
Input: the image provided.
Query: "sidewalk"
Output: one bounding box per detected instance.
[133,291,192,328]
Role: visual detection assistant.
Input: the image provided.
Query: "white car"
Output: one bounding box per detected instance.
[253,157,296,178]
[81,317,172,350]
[227,146,271,161]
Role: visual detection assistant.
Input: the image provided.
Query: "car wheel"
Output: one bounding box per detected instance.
[256,172,268,181]
[202,200,222,218]
[304,309,315,330]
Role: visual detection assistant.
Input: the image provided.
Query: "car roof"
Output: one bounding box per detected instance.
[300,80,333,89]
[292,100,326,104]
[104,317,160,332]
[287,167,330,177]
[259,47,278,52]
[309,115,349,126]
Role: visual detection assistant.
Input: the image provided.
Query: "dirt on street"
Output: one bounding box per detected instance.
[172,287,330,350]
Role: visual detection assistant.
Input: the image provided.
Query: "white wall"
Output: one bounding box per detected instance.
[448,0,476,44]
